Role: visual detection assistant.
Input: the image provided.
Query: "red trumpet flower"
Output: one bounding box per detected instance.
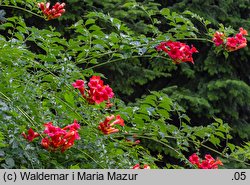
[41,120,80,152]
[156,41,198,64]
[212,27,248,52]
[132,164,150,169]
[72,76,114,106]
[22,128,40,142]
[38,2,65,20]
[98,115,124,135]
[189,153,223,169]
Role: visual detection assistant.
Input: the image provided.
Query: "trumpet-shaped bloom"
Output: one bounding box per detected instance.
[72,79,86,97]
[212,31,225,46]
[72,76,114,105]
[98,115,124,135]
[189,153,223,169]
[88,76,114,104]
[72,80,85,89]
[38,2,65,20]
[22,128,40,142]
[41,120,80,152]
[132,164,150,169]
[189,153,200,166]
[213,27,248,52]
[156,41,198,64]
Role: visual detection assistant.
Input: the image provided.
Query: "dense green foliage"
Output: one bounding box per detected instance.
[56,0,250,141]
[0,0,249,169]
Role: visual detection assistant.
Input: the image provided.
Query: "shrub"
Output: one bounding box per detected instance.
[0,0,249,169]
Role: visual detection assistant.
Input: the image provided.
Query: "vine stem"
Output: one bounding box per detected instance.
[80,36,214,70]
[177,37,214,43]
[140,134,250,166]
[135,135,191,165]
[54,95,90,126]
[190,140,250,166]
[0,91,37,127]
[0,4,45,19]
[120,132,182,140]
[139,5,155,26]
[76,148,106,169]
[83,55,169,71]
[119,132,250,166]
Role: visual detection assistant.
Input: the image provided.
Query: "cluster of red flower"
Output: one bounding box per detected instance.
[98,115,125,135]
[22,128,39,142]
[22,120,80,153]
[156,41,198,64]
[38,2,65,20]
[213,27,248,52]
[88,76,114,104]
[189,153,223,169]
[213,32,225,47]
[132,164,150,169]
[72,76,114,106]
[41,120,80,152]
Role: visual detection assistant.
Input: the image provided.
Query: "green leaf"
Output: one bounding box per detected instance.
[115,149,124,155]
[227,143,235,152]
[72,20,84,28]
[133,116,145,129]
[223,51,229,59]
[123,2,137,8]
[161,8,170,16]
[70,164,80,169]
[156,120,167,133]
[214,118,223,124]
[64,93,75,106]
[89,25,101,31]
[85,19,96,26]
[143,95,157,106]
[214,132,225,139]
[209,136,221,146]
[156,109,170,119]
[158,97,172,111]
